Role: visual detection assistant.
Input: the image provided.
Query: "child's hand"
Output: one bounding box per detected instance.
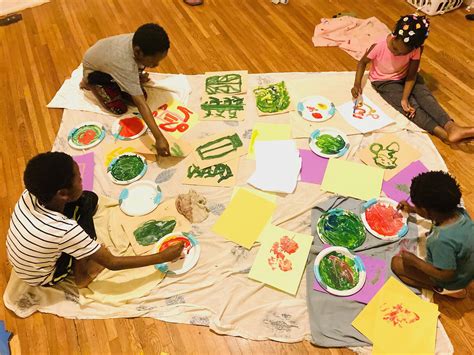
[154,139,171,157]
[159,241,185,262]
[397,200,412,213]
[401,99,416,118]
[139,71,150,84]
[351,85,362,99]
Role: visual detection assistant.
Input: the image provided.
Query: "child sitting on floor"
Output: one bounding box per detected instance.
[80,23,170,156]
[391,171,474,298]
[6,152,183,288]
[352,14,474,145]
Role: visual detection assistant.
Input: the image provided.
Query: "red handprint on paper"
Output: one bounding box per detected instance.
[267,236,299,272]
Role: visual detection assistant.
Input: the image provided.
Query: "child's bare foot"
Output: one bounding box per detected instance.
[445,121,474,143]
[433,287,468,299]
[184,0,203,5]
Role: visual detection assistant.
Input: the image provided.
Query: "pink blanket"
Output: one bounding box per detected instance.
[312,16,390,60]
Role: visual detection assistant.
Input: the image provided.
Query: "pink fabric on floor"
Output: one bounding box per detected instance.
[312,16,390,60]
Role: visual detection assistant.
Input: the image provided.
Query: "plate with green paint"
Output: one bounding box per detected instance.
[107,152,147,185]
[119,180,162,216]
[297,95,336,123]
[314,246,366,296]
[309,127,349,158]
[316,208,366,250]
[153,232,200,275]
[67,121,106,150]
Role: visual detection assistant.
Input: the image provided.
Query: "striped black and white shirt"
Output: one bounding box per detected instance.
[6,190,100,286]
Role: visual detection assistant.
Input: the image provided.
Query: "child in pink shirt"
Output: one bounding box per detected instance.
[352,15,474,145]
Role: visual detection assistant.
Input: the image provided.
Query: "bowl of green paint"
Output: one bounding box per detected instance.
[309,127,349,158]
[316,208,366,250]
[67,121,106,150]
[107,152,147,185]
[314,246,366,296]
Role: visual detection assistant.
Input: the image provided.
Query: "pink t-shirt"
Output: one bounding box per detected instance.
[367,36,421,82]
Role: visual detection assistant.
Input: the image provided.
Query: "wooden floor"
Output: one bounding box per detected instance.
[0,0,473,353]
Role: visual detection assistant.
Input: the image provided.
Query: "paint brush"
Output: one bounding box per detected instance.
[353,95,362,114]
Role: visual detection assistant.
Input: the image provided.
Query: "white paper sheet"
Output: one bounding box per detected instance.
[337,95,395,133]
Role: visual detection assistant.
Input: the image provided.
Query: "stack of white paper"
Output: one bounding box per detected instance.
[248,140,301,194]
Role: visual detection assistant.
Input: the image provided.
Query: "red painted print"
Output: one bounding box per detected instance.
[154,103,193,133]
[380,303,420,327]
[267,236,299,272]
[77,129,98,145]
[119,116,145,138]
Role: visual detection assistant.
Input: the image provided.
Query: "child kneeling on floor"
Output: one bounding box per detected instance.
[6,152,183,288]
[352,14,474,146]
[391,171,474,298]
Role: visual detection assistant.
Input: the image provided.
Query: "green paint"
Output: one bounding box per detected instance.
[201,96,244,119]
[315,134,346,155]
[133,219,177,246]
[395,183,410,194]
[170,143,184,157]
[187,163,233,183]
[196,133,243,160]
[253,81,290,114]
[370,142,400,169]
[205,74,243,95]
[109,155,145,182]
[319,251,359,290]
[317,209,366,249]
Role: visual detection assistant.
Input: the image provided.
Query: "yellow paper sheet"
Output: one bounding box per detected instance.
[248,224,313,295]
[212,188,277,249]
[358,133,421,180]
[182,158,239,187]
[153,100,200,139]
[321,158,384,201]
[247,123,292,159]
[352,277,439,354]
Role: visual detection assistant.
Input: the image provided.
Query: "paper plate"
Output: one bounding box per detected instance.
[111,116,147,141]
[316,208,366,250]
[361,197,409,241]
[153,232,200,275]
[297,95,336,123]
[309,127,349,158]
[314,246,366,296]
[68,121,106,150]
[119,180,162,216]
[107,153,147,185]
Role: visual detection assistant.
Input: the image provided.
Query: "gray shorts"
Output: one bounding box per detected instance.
[371,75,451,134]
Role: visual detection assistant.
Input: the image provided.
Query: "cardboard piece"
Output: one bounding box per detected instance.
[190,131,246,165]
[182,157,239,187]
[200,94,246,121]
[253,81,293,116]
[203,70,248,95]
[358,134,421,180]
[152,100,200,139]
[321,159,384,201]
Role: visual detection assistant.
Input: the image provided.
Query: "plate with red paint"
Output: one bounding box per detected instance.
[111,116,147,140]
[153,232,200,275]
[297,95,336,123]
[68,121,106,150]
[361,198,409,241]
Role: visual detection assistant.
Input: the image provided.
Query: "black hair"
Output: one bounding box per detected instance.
[410,171,461,214]
[393,14,430,49]
[23,152,75,203]
[132,23,170,56]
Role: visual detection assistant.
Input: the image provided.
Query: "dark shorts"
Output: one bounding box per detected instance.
[87,71,147,115]
[43,191,99,287]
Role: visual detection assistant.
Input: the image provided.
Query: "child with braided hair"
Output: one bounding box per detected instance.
[352,14,474,145]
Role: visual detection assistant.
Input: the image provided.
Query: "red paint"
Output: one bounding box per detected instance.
[159,236,191,252]
[119,116,145,138]
[267,236,299,272]
[78,129,98,145]
[366,203,404,236]
[380,303,420,327]
[312,112,323,119]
